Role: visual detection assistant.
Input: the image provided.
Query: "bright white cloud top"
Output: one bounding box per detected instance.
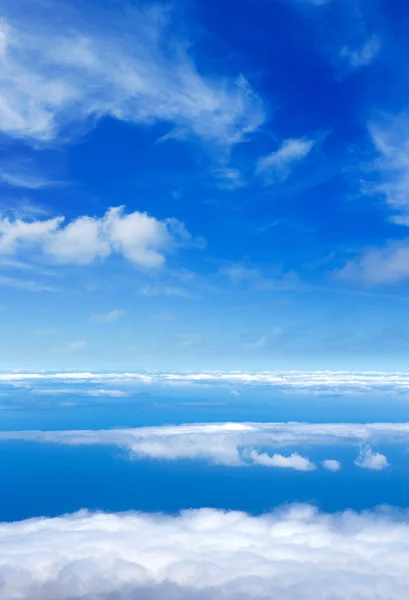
[1,505,409,599]
[2,370,409,395]
[0,421,402,469]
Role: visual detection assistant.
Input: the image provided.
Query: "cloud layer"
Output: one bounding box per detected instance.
[1,369,409,394]
[1,505,409,599]
[0,421,401,469]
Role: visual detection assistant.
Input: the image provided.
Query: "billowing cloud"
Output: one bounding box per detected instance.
[0,421,403,468]
[0,206,198,268]
[1,506,409,599]
[256,138,315,183]
[249,450,316,470]
[0,3,264,147]
[354,445,389,470]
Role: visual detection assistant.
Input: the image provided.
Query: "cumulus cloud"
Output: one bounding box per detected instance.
[0,3,264,147]
[354,445,389,470]
[1,506,409,600]
[0,421,404,468]
[249,450,316,470]
[0,206,198,268]
[256,138,315,183]
[322,459,341,472]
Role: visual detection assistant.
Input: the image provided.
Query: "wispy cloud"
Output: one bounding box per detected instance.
[337,242,409,285]
[256,138,315,183]
[240,335,267,351]
[0,275,56,292]
[0,4,264,147]
[340,35,381,68]
[90,309,124,323]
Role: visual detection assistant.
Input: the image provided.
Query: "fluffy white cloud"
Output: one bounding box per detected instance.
[0,4,264,147]
[0,206,197,267]
[322,459,341,472]
[354,445,389,470]
[249,450,316,470]
[1,506,409,599]
[0,421,403,468]
[256,138,315,183]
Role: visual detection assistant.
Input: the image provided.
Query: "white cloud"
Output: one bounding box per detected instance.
[249,450,316,470]
[322,459,341,472]
[0,275,56,292]
[212,167,245,190]
[0,206,198,268]
[0,170,55,189]
[256,138,315,183]
[341,36,381,68]
[337,242,409,285]
[0,421,404,468]
[90,309,124,323]
[66,340,87,353]
[0,4,264,147]
[368,114,409,215]
[3,369,409,395]
[1,506,409,600]
[354,445,389,470]
[240,335,267,351]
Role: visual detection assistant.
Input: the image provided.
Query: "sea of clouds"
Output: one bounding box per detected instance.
[1,505,409,599]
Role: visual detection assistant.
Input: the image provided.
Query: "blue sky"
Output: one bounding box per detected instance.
[1,0,409,370]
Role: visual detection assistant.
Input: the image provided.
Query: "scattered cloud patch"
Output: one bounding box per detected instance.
[1,506,409,599]
[90,309,124,323]
[337,242,409,285]
[341,36,381,68]
[322,459,341,472]
[249,450,316,470]
[256,138,315,183]
[0,206,199,268]
[354,445,389,470]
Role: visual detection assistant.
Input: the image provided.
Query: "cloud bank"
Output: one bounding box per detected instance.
[0,421,402,469]
[1,370,409,395]
[1,506,409,599]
